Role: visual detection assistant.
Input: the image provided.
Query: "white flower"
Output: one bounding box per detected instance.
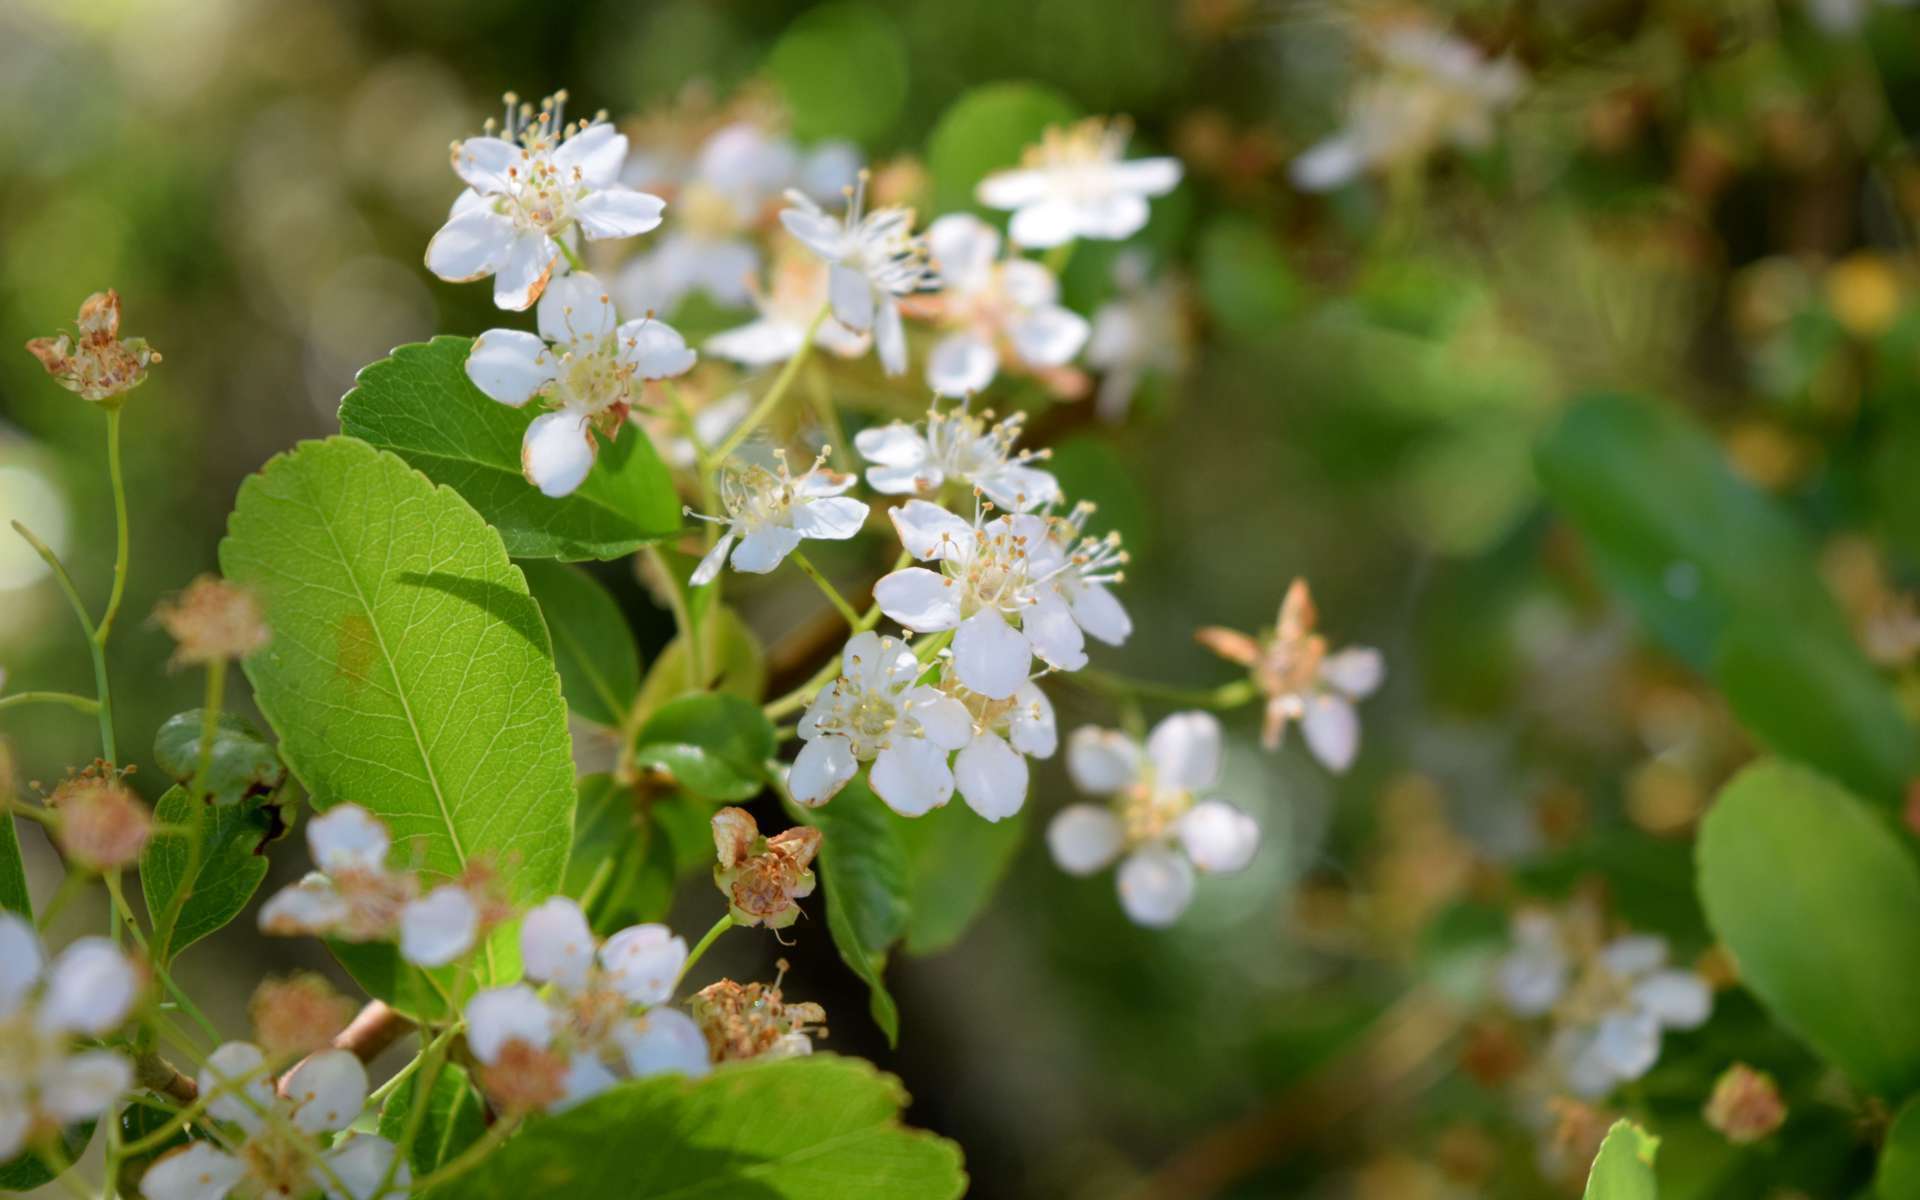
[789,631,973,815]
[426,91,665,311]
[945,679,1058,821]
[853,397,1060,512]
[1084,252,1189,421]
[778,176,935,375]
[1047,713,1259,927]
[0,917,139,1163]
[142,1043,401,1200]
[1290,24,1524,193]
[1495,911,1714,1099]
[918,214,1089,397]
[706,246,873,367]
[466,272,696,498]
[1024,500,1133,662]
[686,453,869,586]
[463,899,703,1114]
[977,117,1182,249]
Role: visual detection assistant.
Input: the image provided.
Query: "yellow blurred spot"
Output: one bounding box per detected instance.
[1825,253,1903,339]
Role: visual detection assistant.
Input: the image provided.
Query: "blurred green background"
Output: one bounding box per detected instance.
[6,0,1920,1196]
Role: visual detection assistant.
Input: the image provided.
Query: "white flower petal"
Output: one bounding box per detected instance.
[1023,590,1087,674]
[0,912,42,1018]
[38,937,138,1036]
[521,897,596,992]
[1145,712,1222,794]
[976,168,1050,210]
[1600,934,1669,979]
[780,204,847,260]
[139,1142,247,1200]
[554,1053,618,1114]
[537,272,618,345]
[399,886,478,968]
[617,319,698,379]
[466,329,554,407]
[1116,847,1196,927]
[908,687,975,752]
[729,524,803,574]
[1320,646,1385,699]
[926,333,999,398]
[688,530,736,589]
[1290,134,1364,192]
[874,298,908,376]
[706,318,802,366]
[615,1008,712,1080]
[789,735,858,806]
[792,495,869,541]
[320,1135,409,1200]
[1066,727,1141,794]
[1046,804,1124,875]
[854,423,928,468]
[1009,306,1090,368]
[575,188,667,240]
[492,232,560,311]
[955,732,1028,821]
[600,924,687,1006]
[1008,682,1057,757]
[829,264,874,332]
[1008,200,1082,250]
[42,1048,133,1122]
[464,986,554,1065]
[1112,157,1183,195]
[1067,580,1131,646]
[889,500,972,561]
[1590,1010,1661,1083]
[308,804,390,873]
[871,739,955,817]
[258,876,350,937]
[1300,694,1360,774]
[952,608,1031,700]
[1177,801,1259,873]
[425,207,515,283]
[198,1042,272,1133]
[1633,970,1712,1031]
[874,568,962,631]
[451,136,520,192]
[551,123,629,186]
[281,1049,368,1135]
[522,411,598,498]
[927,214,1000,292]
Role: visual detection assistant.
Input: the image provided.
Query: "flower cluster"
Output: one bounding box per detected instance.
[1047,712,1259,926]
[686,452,868,585]
[779,173,938,376]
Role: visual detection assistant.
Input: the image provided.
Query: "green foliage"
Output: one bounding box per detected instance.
[152,709,286,807]
[379,1061,486,1178]
[631,693,776,802]
[568,774,714,934]
[0,806,27,918]
[1880,1097,1920,1199]
[141,786,274,959]
[339,338,680,561]
[220,436,578,970]
[1697,760,1920,1097]
[767,3,907,144]
[631,605,767,719]
[1046,436,1151,559]
[114,1100,197,1197]
[895,798,1024,956]
[1584,1119,1660,1200]
[521,561,642,728]
[0,1121,95,1192]
[1198,216,1303,342]
[799,776,908,1046]
[435,1056,965,1200]
[926,82,1078,217]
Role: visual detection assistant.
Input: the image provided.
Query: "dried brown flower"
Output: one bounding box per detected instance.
[691,968,826,1063]
[478,1038,570,1114]
[1704,1062,1786,1145]
[710,807,819,930]
[249,974,356,1060]
[153,575,270,667]
[49,763,151,870]
[25,291,160,405]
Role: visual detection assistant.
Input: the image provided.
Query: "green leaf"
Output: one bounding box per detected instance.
[1713,619,1918,807]
[631,605,767,720]
[1879,1096,1920,1199]
[895,800,1023,956]
[115,1100,199,1197]
[1583,1119,1659,1200]
[435,1056,964,1200]
[1697,760,1920,1097]
[340,338,680,561]
[521,561,641,728]
[631,694,776,802]
[766,2,907,144]
[1535,393,1849,670]
[0,776,28,918]
[152,710,286,807]
[141,786,274,960]
[926,82,1078,217]
[379,1061,486,1178]
[0,1121,94,1191]
[568,775,712,934]
[220,436,577,913]
[1197,216,1302,342]
[788,776,907,1045]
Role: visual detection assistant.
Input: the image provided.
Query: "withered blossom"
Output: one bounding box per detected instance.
[25,291,160,405]
[710,807,820,929]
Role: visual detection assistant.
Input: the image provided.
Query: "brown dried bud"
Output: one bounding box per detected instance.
[691,970,825,1063]
[249,974,355,1059]
[710,808,820,930]
[25,290,160,405]
[49,764,151,870]
[1703,1063,1786,1145]
[478,1038,570,1114]
[153,575,270,667]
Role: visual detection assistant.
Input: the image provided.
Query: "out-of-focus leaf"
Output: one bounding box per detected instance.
[895,799,1023,956]
[152,710,285,807]
[141,786,273,960]
[570,775,713,935]
[1046,436,1151,558]
[1197,215,1302,342]
[1697,760,1920,1097]
[631,694,775,802]
[767,2,907,144]
[1583,1119,1659,1200]
[379,1061,485,1178]
[631,605,766,720]
[0,769,27,917]
[0,1123,94,1191]
[1535,393,1848,669]
[1713,619,1918,807]
[926,82,1077,217]
[521,561,641,729]
[1880,1096,1920,1199]
[434,1056,963,1200]
[789,776,907,1045]
[340,338,680,561]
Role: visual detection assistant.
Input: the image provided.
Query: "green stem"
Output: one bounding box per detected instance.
[556,238,585,273]
[710,305,829,462]
[0,691,100,715]
[676,914,734,987]
[191,660,227,802]
[1043,240,1076,278]
[380,1028,454,1196]
[804,359,853,471]
[12,521,115,762]
[789,550,862,629]
[1070,670,1259,710]
[404,1114,523,1196]
[96,406,130,643]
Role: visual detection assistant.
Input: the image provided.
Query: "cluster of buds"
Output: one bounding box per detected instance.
[711,807,820,929]
[152,575,271,668]
[689,965,826,1064]
[44,761,152,871]
[24,291,160,405]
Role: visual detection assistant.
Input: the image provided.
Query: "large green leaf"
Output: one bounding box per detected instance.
[1697,760,1920,1097]
[788,777,906,1045]
[632,694,776,802]
[434,1056,964,1200]
[141,786,274,960]
[520,561,641,728]
[379,1061,485,1178]
[926,82,1078,217]
[1535,393,1848,669]
[152,710,286,808]
[895,799,1023,957]
[339,338,680,561]
[219,436,577,908]
[1583,1119,1659,1200]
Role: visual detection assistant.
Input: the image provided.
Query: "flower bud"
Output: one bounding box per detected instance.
[25,291,160,405]
[249,973,355,1059]
[49,765,151,870]
[153,575,271,667]
[710,808,820,930]
[1703,1063,1786,1145]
